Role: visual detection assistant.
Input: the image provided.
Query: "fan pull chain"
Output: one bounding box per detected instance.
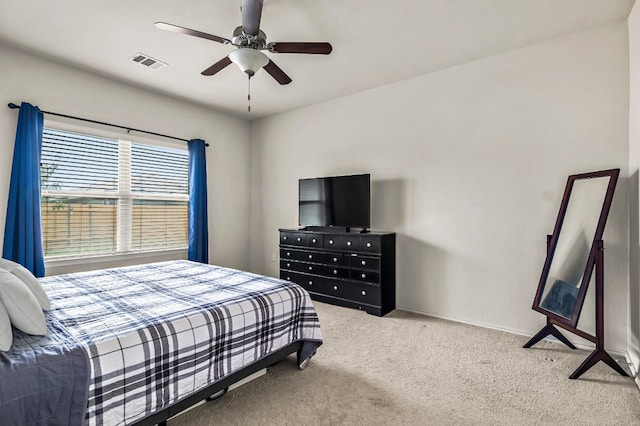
[247,75,251,113]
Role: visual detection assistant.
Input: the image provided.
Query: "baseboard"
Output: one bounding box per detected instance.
[624,352,640,391]
[395,305,627,358]
[396,305,551,342]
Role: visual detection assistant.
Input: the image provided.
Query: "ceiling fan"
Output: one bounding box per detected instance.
[155,0,332,86]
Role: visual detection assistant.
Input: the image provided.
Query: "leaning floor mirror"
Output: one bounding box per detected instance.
[523,168,628,379]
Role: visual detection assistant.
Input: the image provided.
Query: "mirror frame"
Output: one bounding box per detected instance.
[532,168,619,328]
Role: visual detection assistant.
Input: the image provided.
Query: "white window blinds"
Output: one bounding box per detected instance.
[41,128,189,258]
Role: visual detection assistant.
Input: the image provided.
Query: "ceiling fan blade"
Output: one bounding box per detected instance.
[155,22,230,45]
[263,60,292,85]
[201,56,233,76]
[241,0,263,36]
[269,42,333,54]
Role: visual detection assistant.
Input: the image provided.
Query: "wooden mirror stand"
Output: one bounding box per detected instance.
[523,169,628,379]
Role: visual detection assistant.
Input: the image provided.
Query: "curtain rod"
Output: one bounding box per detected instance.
[7,102,208,147]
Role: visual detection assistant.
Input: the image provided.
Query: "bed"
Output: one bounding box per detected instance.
[0,260,323,425]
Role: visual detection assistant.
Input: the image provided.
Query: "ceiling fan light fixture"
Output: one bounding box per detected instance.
[229,48,269,77]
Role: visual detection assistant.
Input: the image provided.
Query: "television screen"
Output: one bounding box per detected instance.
[299,174,370,228]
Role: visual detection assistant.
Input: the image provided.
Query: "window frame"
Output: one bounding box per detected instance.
[40,119,190,270]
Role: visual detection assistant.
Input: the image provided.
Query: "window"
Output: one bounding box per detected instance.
[40,128,189,258]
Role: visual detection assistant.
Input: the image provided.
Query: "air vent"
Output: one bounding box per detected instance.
[129,53,167,70]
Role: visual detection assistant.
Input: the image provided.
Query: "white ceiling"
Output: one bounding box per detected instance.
[0,0,635,120]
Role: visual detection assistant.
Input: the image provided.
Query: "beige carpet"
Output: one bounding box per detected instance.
[170,302,640,426]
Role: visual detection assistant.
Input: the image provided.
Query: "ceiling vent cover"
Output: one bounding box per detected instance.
[129,53,167,70]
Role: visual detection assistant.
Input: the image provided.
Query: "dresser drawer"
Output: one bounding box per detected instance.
[280,248,309,262]
[323,235,341,249]
[281,249,329,264]
[307,235,322,248]
[281,260,326,275]
[326,253,347,266]
[280,248,294,260]
[280,232,294,245]
[341,235,360,251]
[302,263,325,275]
[326,265,349,279]
[349,255,380,270]
[280,259,296,270]
[325,279,345,298]
[290,232,308,246]
[351,270,380,284]
[360,236,381,253]
[303,251,326,263]
[280,232,319,248]
[345,282,380,306]
[280,259,313,273]
[325,280,380,306]
[280,271,323,293]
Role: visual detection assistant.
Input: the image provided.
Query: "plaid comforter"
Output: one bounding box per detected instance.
[40,260,323,426]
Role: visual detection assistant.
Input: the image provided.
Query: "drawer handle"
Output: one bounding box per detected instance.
[286,276,291,281]
[361,260,366,266]
[329,239,334,245]
[366,242,372,248]
[308,281,313,286]
[346,241,352,246]
[297,237,302,242]
[333,257,338,262]
[286,263,291,267]
[308,254,313,259]
[361,290,366,296]
[333,285,338,291]
[308,266,313,271]
[312,238,317,243]
[286,252,290,257]
[361,273,366,279]
[283,236,288,240]
[333,269,338,275]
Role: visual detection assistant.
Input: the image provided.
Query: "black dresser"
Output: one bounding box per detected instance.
[279,229,396,316]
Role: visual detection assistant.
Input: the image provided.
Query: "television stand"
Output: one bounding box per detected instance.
[301,226,371,233]
[302,226,349,233]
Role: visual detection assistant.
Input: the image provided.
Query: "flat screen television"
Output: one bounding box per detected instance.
[299,173,370,230]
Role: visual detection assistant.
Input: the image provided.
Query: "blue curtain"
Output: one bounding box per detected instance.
[3,102,45,277]
[188,139,209,263]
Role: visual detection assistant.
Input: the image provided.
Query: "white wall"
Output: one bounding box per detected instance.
[249,22,631,351]
[0,44,252,272]
[628,0,640,379]
[0,20,633,356]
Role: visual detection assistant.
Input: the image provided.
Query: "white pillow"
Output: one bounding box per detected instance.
[0,299,12,351]
[0,269,47,336]
[0,258,50,311]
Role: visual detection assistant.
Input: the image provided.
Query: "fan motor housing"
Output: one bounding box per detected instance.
[232,26,267,49]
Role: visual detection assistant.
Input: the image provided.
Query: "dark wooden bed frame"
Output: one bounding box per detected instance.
[134,341,304,426]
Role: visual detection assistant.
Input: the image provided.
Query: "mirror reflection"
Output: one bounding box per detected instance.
[539,177,610,319]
